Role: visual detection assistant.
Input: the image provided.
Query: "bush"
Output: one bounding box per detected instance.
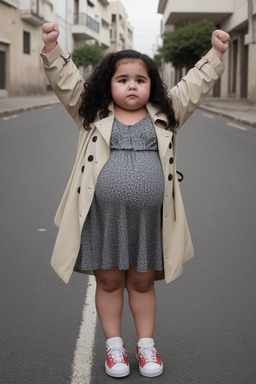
[72,43,103,67]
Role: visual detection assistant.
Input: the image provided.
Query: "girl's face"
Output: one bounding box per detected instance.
[110,59,151,112]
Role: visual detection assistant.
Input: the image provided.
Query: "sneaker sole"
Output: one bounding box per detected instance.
[105,362,130,378]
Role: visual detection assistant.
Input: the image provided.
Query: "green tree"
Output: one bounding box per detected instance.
[72,43,103,68]
[159,19,215,69]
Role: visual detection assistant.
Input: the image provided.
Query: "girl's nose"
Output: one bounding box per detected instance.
[128,81,137,90]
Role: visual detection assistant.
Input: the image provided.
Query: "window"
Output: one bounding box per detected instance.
[23,31,30,54]
[0,51,6,89]
[112,14,116,22]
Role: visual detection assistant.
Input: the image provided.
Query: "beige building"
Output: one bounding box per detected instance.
[0,0,54,97]
[0,0,133,97]
[158,0,256,104]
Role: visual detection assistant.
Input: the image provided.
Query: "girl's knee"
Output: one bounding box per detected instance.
[126,268,155,293]
[95,268,125,293]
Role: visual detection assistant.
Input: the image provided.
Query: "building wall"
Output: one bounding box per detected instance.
[247,16,256,102]
[0,0,53,97]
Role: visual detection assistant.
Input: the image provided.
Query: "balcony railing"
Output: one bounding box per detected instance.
[74,13,100,34]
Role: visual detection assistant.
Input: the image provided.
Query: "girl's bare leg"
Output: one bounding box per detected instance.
[94,268,126,339]
[126,267,156,340]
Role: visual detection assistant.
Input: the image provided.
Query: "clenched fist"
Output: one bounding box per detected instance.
[211,30,230,59]
[42,23,59,53]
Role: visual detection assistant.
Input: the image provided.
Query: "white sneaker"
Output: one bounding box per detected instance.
[136,338,163,377]
[105,337,130,378]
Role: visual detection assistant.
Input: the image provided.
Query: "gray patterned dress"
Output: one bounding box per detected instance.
[75,113,165,273]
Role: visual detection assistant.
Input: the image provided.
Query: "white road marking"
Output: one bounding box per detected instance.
[227,122,248,131]
[203,113,215,119]
[37,228,47,232]
[71,275,97,384]
[2,115,18,120]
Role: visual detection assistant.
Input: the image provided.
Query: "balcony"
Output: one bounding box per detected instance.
[158,0,233,33]
[19,0,53,26]
[72,13,100,40]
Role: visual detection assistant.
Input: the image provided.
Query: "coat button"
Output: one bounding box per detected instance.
[169,157,174,164]
[168,174,173,181]
[169,142,172,149]
[81,165,85,173]
[88,155,94,162]
[92,136,97,142]
[77,187,81,193]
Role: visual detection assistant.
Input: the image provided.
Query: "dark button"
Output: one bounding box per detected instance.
[92,136,97,142]
[168,174,173,181]
[88,155,94,162]
[169,142,172,149]
[81,165,85,173]
[169,157,174,164]
[77,187,81,193]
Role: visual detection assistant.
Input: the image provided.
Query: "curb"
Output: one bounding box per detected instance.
[0,100,60,118]
[199,105,256,128]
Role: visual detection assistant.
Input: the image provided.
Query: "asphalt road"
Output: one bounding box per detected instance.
[0,105,255,384]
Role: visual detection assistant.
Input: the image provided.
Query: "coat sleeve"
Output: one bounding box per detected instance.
[169,50,225,130]
[40,44,84,128]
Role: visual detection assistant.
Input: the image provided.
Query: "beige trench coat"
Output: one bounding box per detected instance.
[41,44,224,284]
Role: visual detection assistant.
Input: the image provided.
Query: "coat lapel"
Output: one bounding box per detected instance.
[146,102,173,157]
[94,102,115,146]
[95,116,114,147]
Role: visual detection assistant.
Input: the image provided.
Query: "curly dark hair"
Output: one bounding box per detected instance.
[78,49,179,131]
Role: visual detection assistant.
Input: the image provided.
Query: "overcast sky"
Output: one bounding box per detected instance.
[111,0,163,57]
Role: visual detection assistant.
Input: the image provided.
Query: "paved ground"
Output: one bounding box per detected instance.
[0,92,256,127]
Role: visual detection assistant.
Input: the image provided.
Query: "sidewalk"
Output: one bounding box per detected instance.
[0,92,60,117]
[199,97,256,127]
[0,93,255,127]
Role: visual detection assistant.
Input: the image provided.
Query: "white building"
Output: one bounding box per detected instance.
[68,0,111,52]
[107,0,133,52]
[158,0,256,104]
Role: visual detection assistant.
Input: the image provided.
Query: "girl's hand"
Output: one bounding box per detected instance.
[42,23,59,53]
[211,30,230,59]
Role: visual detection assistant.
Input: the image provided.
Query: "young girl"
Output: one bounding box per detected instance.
[41,23,229,378]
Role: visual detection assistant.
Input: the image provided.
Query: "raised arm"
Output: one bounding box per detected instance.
[170,30,230,129]
[41,23,84,128]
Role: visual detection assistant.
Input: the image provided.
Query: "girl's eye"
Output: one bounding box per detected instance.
[137,79,145,84]
[118,79,127,83]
